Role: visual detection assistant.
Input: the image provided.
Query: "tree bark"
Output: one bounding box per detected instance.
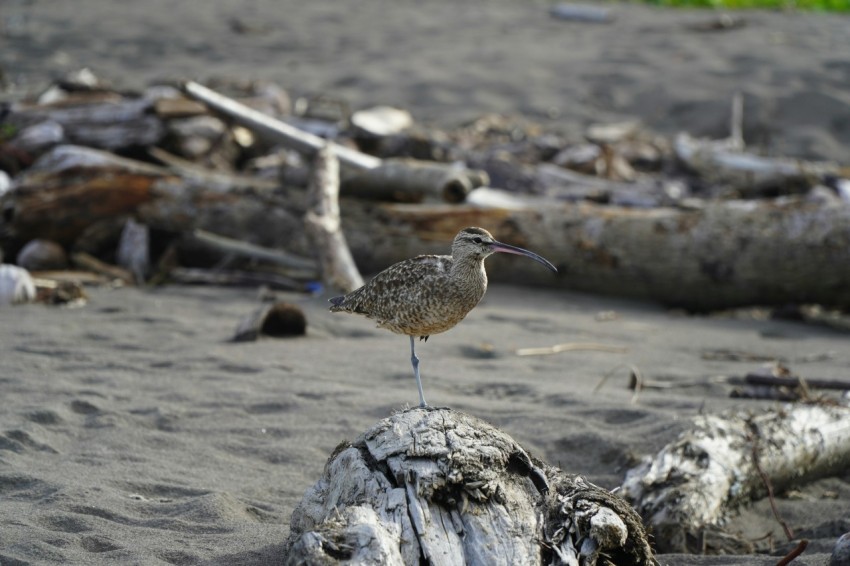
[285,408,655,566]
[619,404,850,554]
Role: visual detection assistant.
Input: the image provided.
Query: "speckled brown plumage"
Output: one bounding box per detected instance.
[329,227,556,406]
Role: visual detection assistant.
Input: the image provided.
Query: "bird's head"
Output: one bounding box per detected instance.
[451,227,557,272]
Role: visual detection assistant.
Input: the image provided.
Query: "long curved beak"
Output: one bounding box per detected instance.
[490,241,558,273]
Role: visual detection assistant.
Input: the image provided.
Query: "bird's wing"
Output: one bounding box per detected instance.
[347,255,452,317]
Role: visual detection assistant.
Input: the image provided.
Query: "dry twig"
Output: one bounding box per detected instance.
[515,342,627,357]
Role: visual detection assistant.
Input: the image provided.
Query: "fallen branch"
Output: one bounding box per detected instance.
[71,252,134,284]
[735,373,850,392]
[168,267,305,291]
[776,539,808,566]
[182,80,381,171]
[620,404,850,553]
[191,228,317,274]
[6,148,850,310]
[537,164,677,208]
[117,218,150,284]
[303,145,363,293]
[748,424,794,542]
[515,342,628,357]
[147,146,280,193]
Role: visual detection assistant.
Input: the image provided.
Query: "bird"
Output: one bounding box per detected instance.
[329,227,557,407]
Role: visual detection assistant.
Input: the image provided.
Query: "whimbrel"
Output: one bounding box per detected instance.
[329,227,557,407]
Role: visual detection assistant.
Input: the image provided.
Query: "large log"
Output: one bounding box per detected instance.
[285,407,655,566]
[337,195,850,311]
[619,404,850,554]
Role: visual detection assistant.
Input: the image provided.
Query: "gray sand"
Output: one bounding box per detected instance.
[2,285,847,564]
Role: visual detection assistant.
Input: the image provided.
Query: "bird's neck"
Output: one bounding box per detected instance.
[450,256,487,286]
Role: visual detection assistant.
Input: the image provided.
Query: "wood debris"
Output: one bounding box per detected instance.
[0,72,847,316]
[620,403,850,554]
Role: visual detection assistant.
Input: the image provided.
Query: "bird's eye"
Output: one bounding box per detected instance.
[473,237,482,244]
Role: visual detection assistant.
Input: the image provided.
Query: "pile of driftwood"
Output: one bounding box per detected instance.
[1,72,849,314]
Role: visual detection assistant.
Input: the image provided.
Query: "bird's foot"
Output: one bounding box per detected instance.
[415,404,451,412]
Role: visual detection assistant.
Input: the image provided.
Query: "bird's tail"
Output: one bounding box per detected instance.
[328,295,346,311]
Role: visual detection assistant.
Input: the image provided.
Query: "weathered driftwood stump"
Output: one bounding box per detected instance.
[620,404,850,554]
[285,408,655,565]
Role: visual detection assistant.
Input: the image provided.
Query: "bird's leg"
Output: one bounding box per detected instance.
[410,335,427,408]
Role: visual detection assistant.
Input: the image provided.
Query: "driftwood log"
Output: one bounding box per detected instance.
[4,146,850,310]
[620,404,850,554]
[337,196,850,311]
[285,408,655,565]
[342,159,486,204]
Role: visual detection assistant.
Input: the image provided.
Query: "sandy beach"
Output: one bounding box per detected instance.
[2,1,849,564]
[2,283,848,565]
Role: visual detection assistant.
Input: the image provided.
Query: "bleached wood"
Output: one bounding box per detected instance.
[304,146,364,293]
[182,81,381,171]
[620,404,850,553]
[285,408,655,565]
